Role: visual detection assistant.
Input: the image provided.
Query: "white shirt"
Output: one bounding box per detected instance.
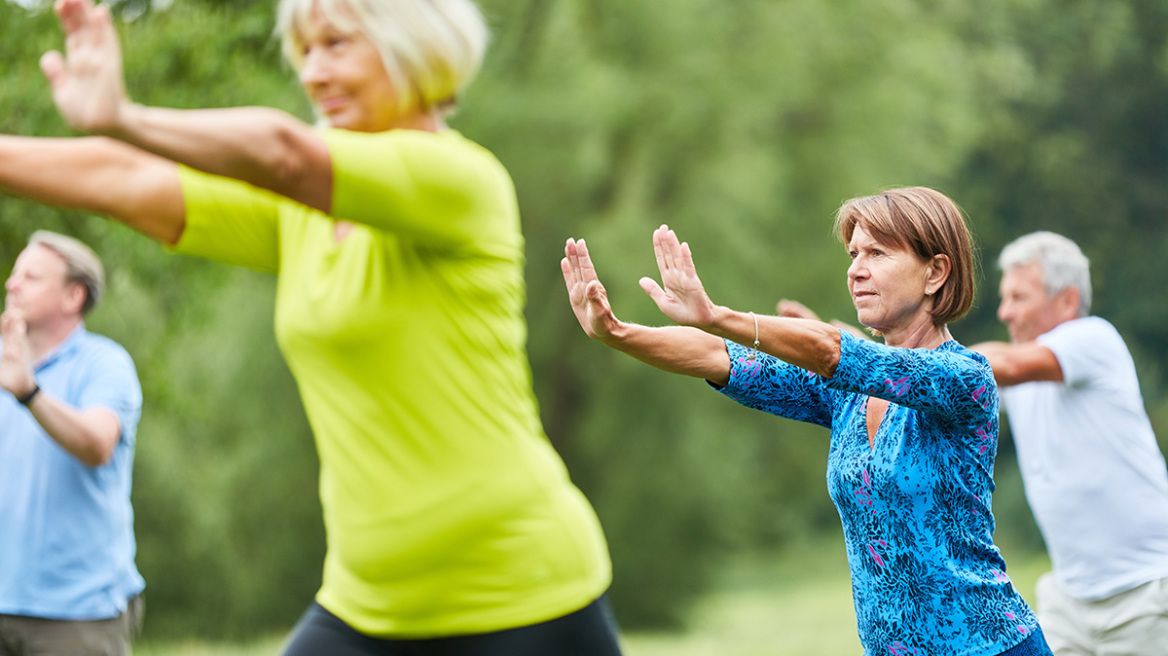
[1001,316,1168,600]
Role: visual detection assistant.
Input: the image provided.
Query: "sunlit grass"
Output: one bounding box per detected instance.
[624,538,1050,656]
[135,538,1050,656]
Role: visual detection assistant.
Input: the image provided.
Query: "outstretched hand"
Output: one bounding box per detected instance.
[40,0,130,134]
[561,238,623,342]
[779,297,871,341]
[0,311,37,401]
[777,299,821,321]
[638,225,717,328]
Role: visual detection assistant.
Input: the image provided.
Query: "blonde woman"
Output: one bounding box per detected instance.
[0,0,621,653]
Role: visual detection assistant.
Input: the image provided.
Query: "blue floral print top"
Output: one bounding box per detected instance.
[718,332,1037,656]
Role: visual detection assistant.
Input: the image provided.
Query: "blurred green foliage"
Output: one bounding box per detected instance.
[2,0,1167,640]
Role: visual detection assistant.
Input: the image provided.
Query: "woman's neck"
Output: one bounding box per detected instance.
[388,109,446,133]
[882,318,952,350]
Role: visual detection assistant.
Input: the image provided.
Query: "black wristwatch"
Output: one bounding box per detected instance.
[17,383,40,406]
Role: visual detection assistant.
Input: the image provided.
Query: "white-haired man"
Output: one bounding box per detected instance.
[975,231,1168,655]
[0,231,143,656]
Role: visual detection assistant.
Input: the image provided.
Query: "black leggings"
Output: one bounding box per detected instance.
[280,595,623,656]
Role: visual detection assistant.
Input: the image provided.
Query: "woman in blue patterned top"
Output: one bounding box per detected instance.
[561,187,1053,656]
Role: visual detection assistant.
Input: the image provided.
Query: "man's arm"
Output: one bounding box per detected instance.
[1,313,122,467]
[23,395,122,467]
[972,340,1064,386]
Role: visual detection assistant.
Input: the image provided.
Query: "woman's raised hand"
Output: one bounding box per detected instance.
[561,239,623,343]
[639,225,717,328]
[40,0,131,135]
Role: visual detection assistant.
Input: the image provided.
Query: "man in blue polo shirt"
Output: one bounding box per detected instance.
[0,231,144,656]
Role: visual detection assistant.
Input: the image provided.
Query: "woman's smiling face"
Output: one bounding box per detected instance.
[297,8,401,133]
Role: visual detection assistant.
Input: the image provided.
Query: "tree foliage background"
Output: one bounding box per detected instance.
[2,0,1166,640]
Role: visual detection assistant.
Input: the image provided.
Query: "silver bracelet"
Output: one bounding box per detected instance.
[748,311,759,360]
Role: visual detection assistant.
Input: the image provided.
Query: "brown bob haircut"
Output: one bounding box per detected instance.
[833,187,977,327]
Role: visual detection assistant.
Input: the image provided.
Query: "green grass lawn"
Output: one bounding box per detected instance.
[135,539,1050,656]
[624,539,1049,656]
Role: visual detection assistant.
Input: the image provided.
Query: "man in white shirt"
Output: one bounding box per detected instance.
[975,231,1168,655]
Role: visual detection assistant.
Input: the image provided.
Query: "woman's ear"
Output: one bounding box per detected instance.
[925,254,951,295]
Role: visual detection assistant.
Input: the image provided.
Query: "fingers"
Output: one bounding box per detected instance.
[57,0,103,52]
[777,299,819,321]
[573,238,598,285]
[0,311,27,342]
[583,280,609,312]
[651,224,695,278]
[562,238,587,287]
[638,276,663,300]
[562,238,582,290]
[560,255,574,287]
[39,51,65,88]
[55,0,87,35]
[652,225,679,276]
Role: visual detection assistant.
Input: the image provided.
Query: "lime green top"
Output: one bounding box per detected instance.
[173,128,611,637]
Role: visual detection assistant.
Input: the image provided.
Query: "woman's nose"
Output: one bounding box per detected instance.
[299,50,327,88]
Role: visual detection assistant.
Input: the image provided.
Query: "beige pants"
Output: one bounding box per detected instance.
[1036,573,1168,656]
[0,595,143,656]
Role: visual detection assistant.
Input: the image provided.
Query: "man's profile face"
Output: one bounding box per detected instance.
[4,244,78,327]
[997,262,1067,343]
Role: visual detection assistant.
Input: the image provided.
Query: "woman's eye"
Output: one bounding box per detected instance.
[324,33,352,49]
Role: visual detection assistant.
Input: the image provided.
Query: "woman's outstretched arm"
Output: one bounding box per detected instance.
[42,0,332,212]
[562,238,731,385]
[0,135,183,244]
[640,225,842,377]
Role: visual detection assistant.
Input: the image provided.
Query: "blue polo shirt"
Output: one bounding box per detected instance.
[0,325,144,620]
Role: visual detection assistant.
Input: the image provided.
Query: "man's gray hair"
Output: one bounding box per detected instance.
[998,231,1091,317]
[28,230,105,316]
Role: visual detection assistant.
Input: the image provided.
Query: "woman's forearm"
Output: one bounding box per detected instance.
[706,308,842,378]
[602,323,732,385]
[0,135,184,244]
[112,104,333,213]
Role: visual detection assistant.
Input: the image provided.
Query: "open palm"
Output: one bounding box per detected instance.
[561,238,624,342]
[40,0,129,134]
[639,225,718,328]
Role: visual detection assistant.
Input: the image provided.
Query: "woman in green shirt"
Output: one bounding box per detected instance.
[0,0,620,653]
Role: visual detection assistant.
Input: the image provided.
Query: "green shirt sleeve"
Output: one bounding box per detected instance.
[324,129,519,253]
[171,165,281,274]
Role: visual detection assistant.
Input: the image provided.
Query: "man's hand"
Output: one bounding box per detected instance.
[0,311,37,400]
[777,299,821,321]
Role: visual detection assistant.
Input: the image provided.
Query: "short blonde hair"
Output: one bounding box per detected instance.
[277,0,489,115]
[28,230,105,316]
[833,187,977,327]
